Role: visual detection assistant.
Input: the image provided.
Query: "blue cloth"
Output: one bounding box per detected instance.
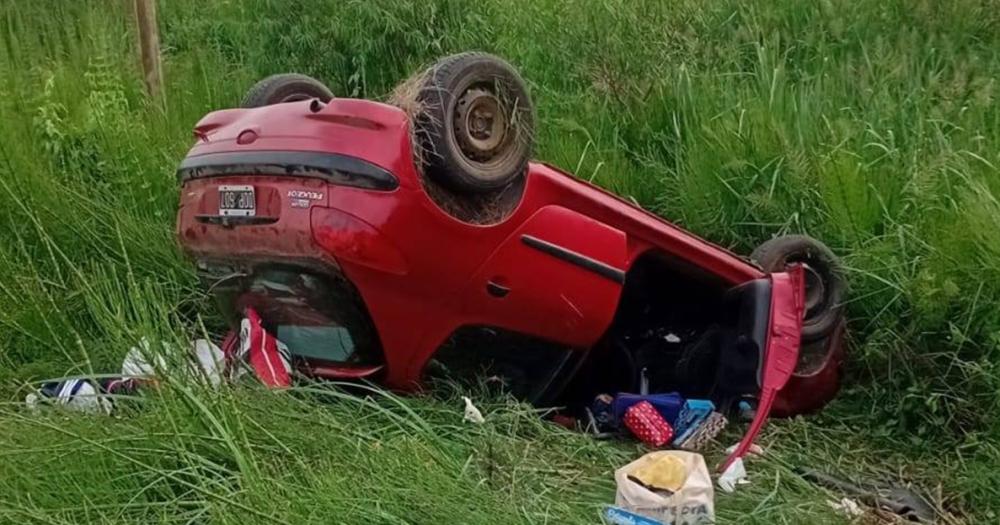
[612,392,685,426]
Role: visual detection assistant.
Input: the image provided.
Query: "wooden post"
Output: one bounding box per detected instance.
[133,0,163,98]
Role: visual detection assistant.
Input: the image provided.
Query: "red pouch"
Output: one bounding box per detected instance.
[624,400,674,447]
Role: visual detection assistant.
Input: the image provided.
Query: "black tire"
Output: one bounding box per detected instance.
[241,74,333,108]
[412,52,534,194]
[752,235,846,342]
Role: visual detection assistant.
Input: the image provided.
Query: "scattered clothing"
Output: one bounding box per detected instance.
[590,393,616,430]
[671,399,715,447]
[191,338,226,387]
[121,338,223,385]
[232,308,291,388]
[25,378,122,415]
[122,339,169,379]
[25,307,291,413]
[674,411,727,451]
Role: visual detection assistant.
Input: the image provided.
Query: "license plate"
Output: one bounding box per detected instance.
[218,185,256,216]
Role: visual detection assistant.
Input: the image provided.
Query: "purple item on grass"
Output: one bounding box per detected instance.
[612,392,685,426]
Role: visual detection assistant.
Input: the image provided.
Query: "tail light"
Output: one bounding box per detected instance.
[310,207,408,275]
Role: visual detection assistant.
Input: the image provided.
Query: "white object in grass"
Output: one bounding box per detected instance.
[25,379,113,415]
[717,458,749,493]
[725,442,765,457]
[121,338,169,378]
[827,497,863,517]
[191,339,225,387]
[463,396,485,424]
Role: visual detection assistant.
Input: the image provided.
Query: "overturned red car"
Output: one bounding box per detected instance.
[176,54,847,462]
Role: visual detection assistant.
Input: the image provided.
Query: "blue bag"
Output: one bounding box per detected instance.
[612,392,685,426]
[671,399,715,446]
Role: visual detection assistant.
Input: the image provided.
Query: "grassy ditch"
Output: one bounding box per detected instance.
[1,0,998,522]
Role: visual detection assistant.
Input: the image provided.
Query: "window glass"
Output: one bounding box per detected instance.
[212,268,380,365]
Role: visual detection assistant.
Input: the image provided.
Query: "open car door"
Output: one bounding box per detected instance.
[719,265,805,472]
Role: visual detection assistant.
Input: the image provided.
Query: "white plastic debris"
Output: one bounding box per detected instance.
[191,339,225,387]
[827,497,863,517]
[24,393,40,413]
[664,333,681,343]
[121,338,169,379]
[122,338,225,386]
[717,457,749,493]
[463,396,485,424]
[725,442,765,457]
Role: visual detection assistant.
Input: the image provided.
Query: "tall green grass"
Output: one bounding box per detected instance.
[1,0,999,522]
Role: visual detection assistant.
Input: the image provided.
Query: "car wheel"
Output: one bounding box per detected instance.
[241,73,333,108]
[752,235,846,342]
[412,52,535,194]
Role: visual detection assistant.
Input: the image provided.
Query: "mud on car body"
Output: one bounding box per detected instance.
[176,53,847,450]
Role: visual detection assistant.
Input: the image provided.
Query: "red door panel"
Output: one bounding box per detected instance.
[462,205,627,346]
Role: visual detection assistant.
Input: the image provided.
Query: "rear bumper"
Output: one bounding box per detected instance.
[177,176,334,265]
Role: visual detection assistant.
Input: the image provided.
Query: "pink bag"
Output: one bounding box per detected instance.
[624,400,674,447]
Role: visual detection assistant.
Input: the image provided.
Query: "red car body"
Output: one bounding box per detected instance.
[176,98,843,421]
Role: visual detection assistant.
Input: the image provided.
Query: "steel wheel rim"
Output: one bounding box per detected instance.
[454,87,509,163]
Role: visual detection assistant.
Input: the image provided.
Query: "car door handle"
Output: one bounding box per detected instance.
[486,280,510,298]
